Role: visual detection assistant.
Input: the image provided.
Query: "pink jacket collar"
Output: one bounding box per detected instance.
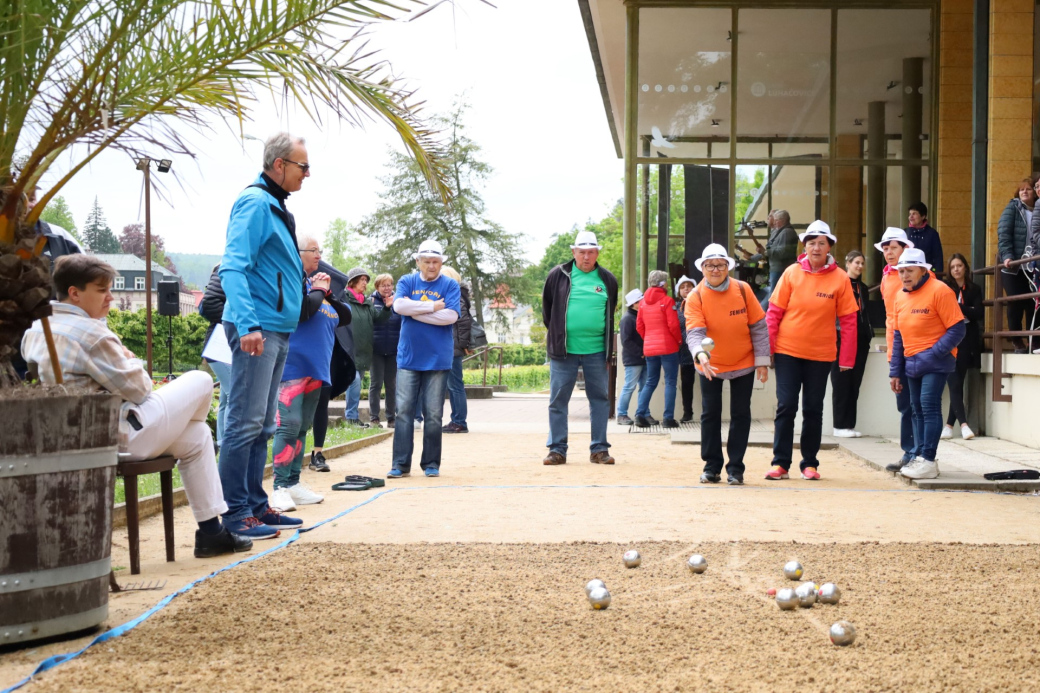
[796,252,837,274]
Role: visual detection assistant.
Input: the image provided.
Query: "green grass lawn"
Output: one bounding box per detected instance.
[114,423,384,504]
[463,364,550,393]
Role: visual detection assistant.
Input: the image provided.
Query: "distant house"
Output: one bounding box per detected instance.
[483,293,536,345]
[94,254,195,316]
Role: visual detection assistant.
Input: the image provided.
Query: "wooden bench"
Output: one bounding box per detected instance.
[116,455,177,575]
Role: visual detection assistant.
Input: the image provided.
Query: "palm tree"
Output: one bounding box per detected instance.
[0,0,454,385]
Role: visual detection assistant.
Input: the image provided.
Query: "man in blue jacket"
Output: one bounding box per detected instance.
[217,132,309,540]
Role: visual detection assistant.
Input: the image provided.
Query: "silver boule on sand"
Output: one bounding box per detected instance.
[795,582,817,608]
[818,582,841,605]
[775,588,799,610]
[585,579,606,597]
[829,620,857,646]
[622,550,641,568]
[588,587,612,610]
[686,554,708,574]
[783,560,804,581]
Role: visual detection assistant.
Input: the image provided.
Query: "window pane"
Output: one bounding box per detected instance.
[836,9,932,161]
[736,9,830,159]
[637,8,732,159]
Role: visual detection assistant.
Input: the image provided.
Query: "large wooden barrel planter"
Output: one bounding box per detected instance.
[0,390,120,646]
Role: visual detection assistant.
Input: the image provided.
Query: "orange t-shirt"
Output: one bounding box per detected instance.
[893,277,964,359]
[771,264,859,362]
[684,280,766,373]
[883,267,935,361]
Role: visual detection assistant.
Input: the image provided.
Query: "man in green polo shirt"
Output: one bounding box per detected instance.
[541,231,619,465]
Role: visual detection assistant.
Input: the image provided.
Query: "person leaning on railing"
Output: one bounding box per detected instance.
[941,254,982,442]
[998,177,1037,353]
[889,249,966,481]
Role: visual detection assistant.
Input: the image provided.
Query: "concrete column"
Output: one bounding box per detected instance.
[865,100,887,286]
[622,5,639,296]
[657,164,671,271]
[902,57,924,212]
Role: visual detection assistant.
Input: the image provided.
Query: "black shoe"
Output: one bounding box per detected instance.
[646,415,660,426]
[662,418,679,429]
[885,453,913,473]
[194,527,253,558]
[369,418,383,428]
[680,414,694,423]
[727,474,744,486]
[443,422,469,433]
[309,450,330,472]
[634,416,652,428]
[387,418,395,429]
[345,418,371,429]
[700,472,721,484]
[617,415,634,426]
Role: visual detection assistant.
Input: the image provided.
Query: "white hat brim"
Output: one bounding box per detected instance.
[570,244,602,250]
[694,256,736,272]
[873,238,915,252]
[412,252,448,261]
[895,260,932,271]
[799,231,838,244]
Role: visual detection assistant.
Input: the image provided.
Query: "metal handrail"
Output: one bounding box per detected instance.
[983,253,1040,404]
[462,344,504,387]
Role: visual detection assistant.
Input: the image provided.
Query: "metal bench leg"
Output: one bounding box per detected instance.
[125,475,140,575]
[160,469,175,563]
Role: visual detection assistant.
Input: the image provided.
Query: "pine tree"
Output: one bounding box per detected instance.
[81,197,120,253]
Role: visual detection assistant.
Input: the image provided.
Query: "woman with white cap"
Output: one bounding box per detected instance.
[684,244,770,485]
[635,269,683,428]
[765,220,858,481]
[675,275,698,423]
[889,248,966,480]
[616,288,646,426]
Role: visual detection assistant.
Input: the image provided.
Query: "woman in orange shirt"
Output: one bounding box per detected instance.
[889,248,966,480]
[765,220,858,481]
[685,245,770,485]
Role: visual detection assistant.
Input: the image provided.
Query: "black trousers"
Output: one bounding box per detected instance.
[945,359,972,426]
[700,370,755,476]
[369,352,398,423]
[680,364,696,418]
[772,353,831,471]
[829,336,870,430]
[1002,271,1036,347]
[312,343,356,448]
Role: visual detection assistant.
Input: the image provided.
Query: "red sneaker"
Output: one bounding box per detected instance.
[801,467,821,480]
[764,466,790,480]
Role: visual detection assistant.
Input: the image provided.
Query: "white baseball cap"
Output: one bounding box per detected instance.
[798,220,837,244]
[624,288,644,307]
[571,230,602,250]
[694,243,736,272]
[894,247,932,270]
[874,227,915,253]
[412,239,448,261]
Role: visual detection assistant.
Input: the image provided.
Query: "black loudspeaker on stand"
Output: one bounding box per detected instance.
[157,279,180,381]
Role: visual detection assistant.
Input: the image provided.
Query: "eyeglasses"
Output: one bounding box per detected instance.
[300,247,321,255]
[702,263,729,272]
[282,158,311,174]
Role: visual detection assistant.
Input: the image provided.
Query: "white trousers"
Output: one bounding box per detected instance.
[126,370,228,523]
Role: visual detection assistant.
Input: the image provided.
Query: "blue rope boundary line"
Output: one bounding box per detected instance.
[2,479,1020,692]
[1,488,397,693]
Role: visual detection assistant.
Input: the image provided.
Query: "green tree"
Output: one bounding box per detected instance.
[107,309,210,372]
[81,197,120,253]
[359,103,529,324]
[38,195,80,241]
[0,0,452,385]
[324,218,368,274]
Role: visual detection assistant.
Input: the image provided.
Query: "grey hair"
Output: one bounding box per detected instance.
[263,132,305,171]
[647,270,669,288]
[297,234,319,251]
[773,209,791,226]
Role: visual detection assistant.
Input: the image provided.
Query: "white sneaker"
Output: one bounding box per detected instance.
[940,425,953,440]
[901,457,939,480]
[833,428,856,438]
[961,424,975,440]
[287,482,324,506]
[270,487,297,512]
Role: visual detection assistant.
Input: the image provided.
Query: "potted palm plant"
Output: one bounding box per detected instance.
[0,0,450,645]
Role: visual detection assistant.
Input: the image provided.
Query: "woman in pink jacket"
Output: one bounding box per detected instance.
[635,270,683,428]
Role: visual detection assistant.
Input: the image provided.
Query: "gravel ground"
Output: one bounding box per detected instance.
[29,540,1040,692]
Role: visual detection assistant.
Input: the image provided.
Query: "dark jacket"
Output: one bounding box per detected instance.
[199,266,226,354]
[36,221,82,263]
[370,290,402,356]
[749,224,798,271]
[453,284,474,357]
[946,280,984,369]
[889,276,966,379]
[619,307,645,367]
[848,276,873,345]
[999,198,1033,274]
[676,300,694,365]
[341,285,390,371]
[906,224,944,273]
[542,260,619,361]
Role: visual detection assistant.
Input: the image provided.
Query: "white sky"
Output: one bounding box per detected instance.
[51,1,624,263]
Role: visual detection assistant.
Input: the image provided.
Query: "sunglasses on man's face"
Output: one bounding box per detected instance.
[283,158,310,174]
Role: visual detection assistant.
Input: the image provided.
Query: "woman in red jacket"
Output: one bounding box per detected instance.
[635,270,682,428]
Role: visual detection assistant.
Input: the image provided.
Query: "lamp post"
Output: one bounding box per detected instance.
[135,157,172,377]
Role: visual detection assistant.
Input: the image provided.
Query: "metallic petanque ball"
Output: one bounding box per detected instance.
[775,588,799,610]
[686,554,708,574]
[588,587,612,610]
[795,581,817,608]
[829,620,857,646]
[818,582,842,605]
[585,579,606,597]
[623,550,641,568]
[701,337,716,353]
[783,560,804,581]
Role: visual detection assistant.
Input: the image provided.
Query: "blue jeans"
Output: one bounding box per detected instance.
[896,376,914,456]
[345,370,363,420]
[772,353,831,471]
[208,359,232,447]
[636,351,679,420]
[547,353,610,456]
[907,372,949,462]
[218,323,290,523]
[617,364,646,417]
[392,369,448,472]
[447,355,467,426]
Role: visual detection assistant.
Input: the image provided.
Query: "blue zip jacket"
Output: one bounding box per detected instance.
[220,173,304,335]
[370,290,401,356]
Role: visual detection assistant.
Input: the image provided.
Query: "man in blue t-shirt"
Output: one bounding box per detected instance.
[388,240,461,478]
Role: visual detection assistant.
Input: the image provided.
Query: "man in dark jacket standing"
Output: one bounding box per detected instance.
[906,202,944,272]
[743,209,797,309]
[616,288,645,426]
[542,231,619,465]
